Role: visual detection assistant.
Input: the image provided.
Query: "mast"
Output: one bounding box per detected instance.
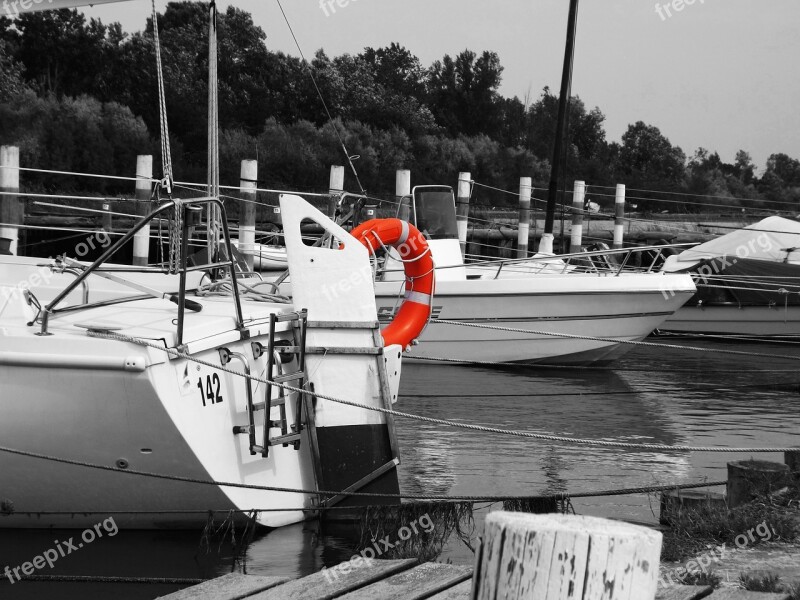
[541,0,580,254]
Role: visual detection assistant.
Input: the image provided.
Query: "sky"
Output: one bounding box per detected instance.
[79,0,800,171]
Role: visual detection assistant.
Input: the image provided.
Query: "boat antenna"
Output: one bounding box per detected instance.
[274,0,367,196]
[542,0,580,253]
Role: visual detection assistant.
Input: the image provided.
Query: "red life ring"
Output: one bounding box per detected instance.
[349,218,434,349]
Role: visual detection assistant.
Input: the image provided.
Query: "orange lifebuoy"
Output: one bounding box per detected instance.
[349,218,434,350]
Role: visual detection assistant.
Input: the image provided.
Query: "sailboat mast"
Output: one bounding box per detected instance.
[541,0,580,253]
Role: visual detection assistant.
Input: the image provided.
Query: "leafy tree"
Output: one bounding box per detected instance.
[0,39,28,101]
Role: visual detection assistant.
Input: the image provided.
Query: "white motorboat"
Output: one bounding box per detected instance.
[297,186,695,365]
[661,216,800,338]
[0,195,405,529]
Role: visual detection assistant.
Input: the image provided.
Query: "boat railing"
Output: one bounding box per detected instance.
[461,242,697,279]
[37,196,246,347]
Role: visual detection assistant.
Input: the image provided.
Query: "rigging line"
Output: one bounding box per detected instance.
[413,354,798,374]
[590,184,798,207]
[431,319,800,362]
[0,165,153,183]
[274,0,366,195]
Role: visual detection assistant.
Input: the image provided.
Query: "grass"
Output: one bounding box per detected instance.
[739,572,800,598]
[660,484,800,562]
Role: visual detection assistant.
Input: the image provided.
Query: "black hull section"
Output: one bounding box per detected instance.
[316,424,400,516]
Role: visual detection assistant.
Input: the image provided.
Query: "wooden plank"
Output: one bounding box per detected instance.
[156,573,289,600]
[249,559,417,600]
[656,586,714,600]
[337,563,473,600]
[427,579,472,600]
[705,591,790,600]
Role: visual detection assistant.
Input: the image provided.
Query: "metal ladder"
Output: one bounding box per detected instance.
[234,310,308,458]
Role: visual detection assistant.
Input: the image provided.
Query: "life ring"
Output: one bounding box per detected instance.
[349,218,434,349]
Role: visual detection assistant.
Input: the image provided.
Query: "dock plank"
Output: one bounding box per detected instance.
[705,591,790,600]
[156,573,289,600]
[249,558,418,600]
[426,579,473,600]
[656,586,714,600]
[337,563,473,600]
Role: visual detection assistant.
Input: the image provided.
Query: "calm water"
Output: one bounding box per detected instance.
[2,339,800,599]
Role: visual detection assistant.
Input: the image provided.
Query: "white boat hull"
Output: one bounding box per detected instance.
[663,304,800,338]
[375,273,695,364]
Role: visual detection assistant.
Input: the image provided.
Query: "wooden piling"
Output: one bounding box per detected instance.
[0,146,21,256]
[396,169,411,222]
[569,180,586,254]
[613,183,626,249]
[239,159,258,271]
[784,451,800,478]
[659,489,726,525]
[132,155,153,266]
[328,165,344,221]
[456,172,471,256]
[517,177,532,258]
[727,460,791,508]
[473,511,662,599]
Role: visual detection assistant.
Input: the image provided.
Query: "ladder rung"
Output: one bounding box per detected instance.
[268,433,301,446]
[251,396,287,412]
[272,372,305,384]
[306,346,382,355]
[274,312,305,323]
[307,320,379,329]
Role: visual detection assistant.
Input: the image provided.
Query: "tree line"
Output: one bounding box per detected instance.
[1,2,799,212]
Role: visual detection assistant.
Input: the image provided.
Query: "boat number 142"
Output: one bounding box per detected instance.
[197,373,224,406]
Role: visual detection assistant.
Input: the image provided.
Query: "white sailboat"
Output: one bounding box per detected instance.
[0,0,407,529]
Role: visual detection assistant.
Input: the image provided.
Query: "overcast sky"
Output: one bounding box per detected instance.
[81,0,800,171]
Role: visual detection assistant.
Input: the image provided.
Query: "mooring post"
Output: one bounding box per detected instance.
[396,169,411,222]
[569,180,586,254]
[239,159,258,272]
[132,155,153,266]
[785,451,799,478]
[727,460,791,508]
[101,201,113,232]
[613,183,626,249]
[0,146,21,256]
[473,511,662,599]
[456,172,471,257]
[517,177,532,258]
[328,165,344,222]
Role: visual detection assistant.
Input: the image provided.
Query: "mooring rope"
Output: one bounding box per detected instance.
[430,319,800,362]
[10,574,204,585]
[0,438,727,502]
[83,331,800,453]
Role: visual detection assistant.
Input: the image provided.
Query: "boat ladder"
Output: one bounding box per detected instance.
[233,310,309,457]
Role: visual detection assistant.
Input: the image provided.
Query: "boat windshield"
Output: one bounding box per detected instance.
[413,188,458,240]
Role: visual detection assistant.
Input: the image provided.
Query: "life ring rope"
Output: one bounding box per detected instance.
[349,218,435,350]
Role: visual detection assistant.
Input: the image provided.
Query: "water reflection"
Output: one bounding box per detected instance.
[1,341,799,599]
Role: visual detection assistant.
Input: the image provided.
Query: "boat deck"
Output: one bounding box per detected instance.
[157,559,792,600]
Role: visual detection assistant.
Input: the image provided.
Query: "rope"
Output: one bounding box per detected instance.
[0,437,728,502]
[430,319,800,362]
[12,574,204,585]
[83,331,800,453]
[274,0,366,196]
[151,0,173,195]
